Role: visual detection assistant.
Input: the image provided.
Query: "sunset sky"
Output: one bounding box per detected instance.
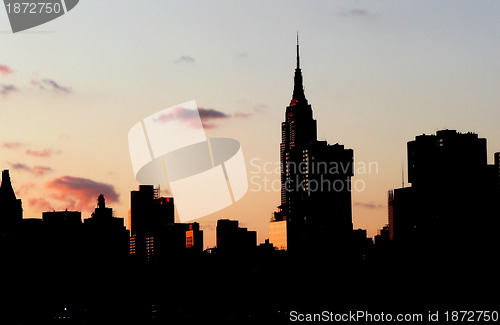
[1,0,500,248]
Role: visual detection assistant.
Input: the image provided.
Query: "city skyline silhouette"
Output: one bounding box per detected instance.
[0,34,499,322]
[4,2,500,249]
[3,2,500,322]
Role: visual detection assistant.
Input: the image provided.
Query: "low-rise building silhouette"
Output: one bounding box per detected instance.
[41,210,84,265]
[216,219,256,254]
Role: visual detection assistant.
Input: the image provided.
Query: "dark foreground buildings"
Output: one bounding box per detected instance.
[377,130,500,320]
[0,172,132,323]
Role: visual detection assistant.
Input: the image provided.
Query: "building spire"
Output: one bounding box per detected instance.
[296,31,300,69]
[290,32,307,106]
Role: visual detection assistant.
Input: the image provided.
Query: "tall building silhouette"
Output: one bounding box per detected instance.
[0,170,22,233]
[130,185,174,236]
[0,170,23,262]
[129,185,203,262]
[271,36,354,253]
[129,185,174,261]
[390,130,500,253]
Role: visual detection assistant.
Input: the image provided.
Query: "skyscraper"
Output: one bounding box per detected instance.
[271,36,354,253]
[390,130,500,253]
[129,185,203,262]
[279,35,317,215]
[130,185,174,236]
[129,185,174,262]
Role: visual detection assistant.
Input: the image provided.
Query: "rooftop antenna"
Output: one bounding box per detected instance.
[296,31,300,69]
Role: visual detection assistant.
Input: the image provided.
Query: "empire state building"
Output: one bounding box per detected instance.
[271,36,354,254]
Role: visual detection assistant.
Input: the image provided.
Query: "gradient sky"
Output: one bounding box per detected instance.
[1,0,500,248]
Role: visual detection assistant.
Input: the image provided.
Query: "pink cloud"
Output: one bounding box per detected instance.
[2,142,62,157]
[15,182,36,197]
[45,176,119,212]
[31,166,53,176]
[28,197,54,211]
[25,148,61,158]
[1,141,26,149]
[0,65,13,75]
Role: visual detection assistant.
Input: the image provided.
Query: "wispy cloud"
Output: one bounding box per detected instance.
[339,8,370,17]
[353,202,384,209]
[233,112,252,118]
[198,107,231,119]
[31,79,71,93]
[45,176,119,212]
[155,104,265,129]
[2,142,62,157]
[233,104,269,119]
[0,84,18,96]
[9,162,53,177]
[156,106,231,129]
[1,141,26,149]
[253,104,269,113]
[175,56,195,64]
[0,64,72,96]
[25,148,61,158]
[235,52,247,59]
[0,65,13,75]
[198,107,231,128]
